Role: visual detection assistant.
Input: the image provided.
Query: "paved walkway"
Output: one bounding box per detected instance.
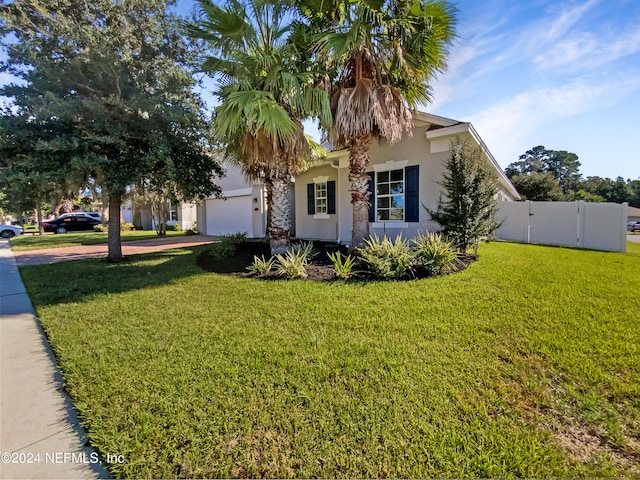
[13,234,214,266]
[628,233,640,244]
[0,240,110,479]
[1,235,214,479]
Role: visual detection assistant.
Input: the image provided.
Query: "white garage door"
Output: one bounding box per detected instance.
[205,196,253,236]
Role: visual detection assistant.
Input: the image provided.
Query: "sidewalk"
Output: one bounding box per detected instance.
[0,240,109,479]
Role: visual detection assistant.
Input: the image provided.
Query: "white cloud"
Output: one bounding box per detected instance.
[468,75,640,167]
[535,25,640,72]
[540,0,599,44]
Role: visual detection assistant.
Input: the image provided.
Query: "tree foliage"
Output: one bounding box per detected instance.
[508,172,565,201]
[505,145,581,193]
[506,146,639,207]
[429,139,502,252]
[186,0,330,254]
[0,0,222,260]
[296,0,457,248]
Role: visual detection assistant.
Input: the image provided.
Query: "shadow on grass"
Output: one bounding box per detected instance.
[19,245,212,308]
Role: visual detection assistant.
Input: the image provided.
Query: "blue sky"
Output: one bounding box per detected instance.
[3,0,638,180]
[180,0,639,179]
[427,0,640,180]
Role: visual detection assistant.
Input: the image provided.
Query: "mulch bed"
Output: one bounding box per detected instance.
[196,239,476,282]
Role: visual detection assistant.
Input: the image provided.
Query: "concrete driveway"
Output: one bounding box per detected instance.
[627,233,640,244]
[12,234,215,266]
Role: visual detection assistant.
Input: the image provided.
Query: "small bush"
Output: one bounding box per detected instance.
[327,252,357,280]
[412,231,459,276]
[210,232,247,258]
[93,222,134,232]
[247,255,275,277]
[357,235,414,280]
[274,249,308,279]
[168,223,182,232]
[291,241,316,262]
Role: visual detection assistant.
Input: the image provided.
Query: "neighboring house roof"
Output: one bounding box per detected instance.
[628,205,640,218]
[320,111,520,200]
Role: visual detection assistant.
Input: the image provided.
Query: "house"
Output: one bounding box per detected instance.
[121,197,197,231]
[628,205,640,223]
[195,162,271,238]
[197,112,519,242]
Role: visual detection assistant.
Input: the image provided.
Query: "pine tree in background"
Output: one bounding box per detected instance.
[428,138,502,253]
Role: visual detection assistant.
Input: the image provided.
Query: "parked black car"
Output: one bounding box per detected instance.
[42,214,100,234]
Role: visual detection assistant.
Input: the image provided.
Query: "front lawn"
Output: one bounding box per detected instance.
[19,242,640,478]
[10,229,186,251]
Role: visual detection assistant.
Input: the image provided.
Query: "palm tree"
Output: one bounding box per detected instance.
[186,0,330,254]
[300,0,457,248]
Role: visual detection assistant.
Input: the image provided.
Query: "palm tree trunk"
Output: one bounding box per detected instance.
[349,133,372,250]
[269,177,291,255]
[107,190,123,263]
[264,179,273,238]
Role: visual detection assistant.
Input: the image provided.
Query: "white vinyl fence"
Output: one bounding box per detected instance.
[495,201,627,253]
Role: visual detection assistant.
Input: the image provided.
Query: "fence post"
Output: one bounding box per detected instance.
[526,201,531,244]
[621,203,628,253]
[577,201,585,248]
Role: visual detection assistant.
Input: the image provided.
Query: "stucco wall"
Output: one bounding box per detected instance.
[294,164,340,241]
[216,163,253,192]
[295,126,458,243]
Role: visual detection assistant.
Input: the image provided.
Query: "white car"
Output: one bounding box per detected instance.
[0,224,24,238]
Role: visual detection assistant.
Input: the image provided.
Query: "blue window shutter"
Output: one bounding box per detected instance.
[307,183,315,215]
[405,165,419,222]
[367,172,375,222]
[327,181,336,214]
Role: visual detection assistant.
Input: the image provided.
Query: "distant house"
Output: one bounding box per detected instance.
[628,205,640,222]
[197,112,519,242]
[121,198,197,231]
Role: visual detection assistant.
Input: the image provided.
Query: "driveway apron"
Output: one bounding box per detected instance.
[13,234,214,266]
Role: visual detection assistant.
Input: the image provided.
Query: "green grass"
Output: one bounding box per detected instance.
[19,242,640,478]
[10,229,186,251]
[627,241,640,256]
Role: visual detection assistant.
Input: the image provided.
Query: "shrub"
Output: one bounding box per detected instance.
[209,232,247,258]
[412,231,459,276]
[327,251,357,280]
[274,249,308,279]
[246,255,275,277]
[168,223,182,232]
[93,222,134,232]
[291,240,316,263]
[428,138,502,252]
[357,235,414,280]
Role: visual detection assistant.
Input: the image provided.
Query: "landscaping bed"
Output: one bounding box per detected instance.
[196,238,476,281]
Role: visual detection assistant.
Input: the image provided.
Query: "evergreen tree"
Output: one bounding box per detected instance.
[429,138,502,252]
[0,0,222,261]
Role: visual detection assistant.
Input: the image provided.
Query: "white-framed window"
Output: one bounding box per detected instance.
[376,169,405,221]
[314,182,328,214]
